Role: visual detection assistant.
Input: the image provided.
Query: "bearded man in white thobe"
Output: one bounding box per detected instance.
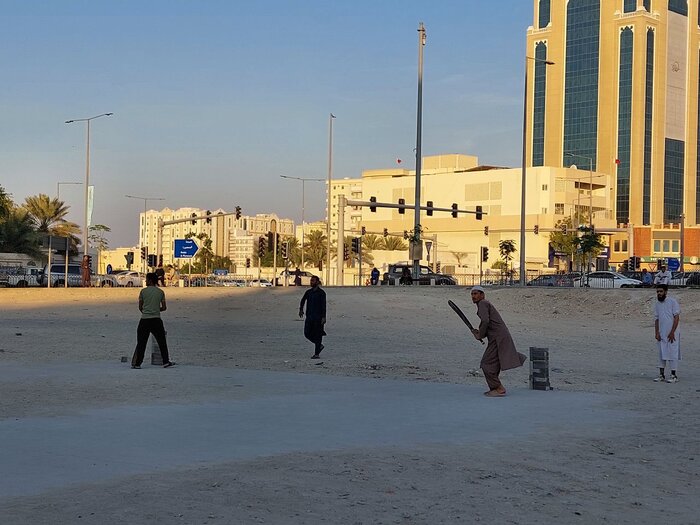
[653,284,680,383]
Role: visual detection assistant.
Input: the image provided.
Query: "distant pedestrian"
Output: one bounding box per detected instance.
[299,275,326,359]
[654,265,672,285]
[155,265,166,287]
[81,254,91,287]
[653,284,680,383]
[470,286,526,397]
[131,272,175,369]
[641,268,653,287]
[400,266,413,285]
[370,267,380,285]
[293,267,302,287]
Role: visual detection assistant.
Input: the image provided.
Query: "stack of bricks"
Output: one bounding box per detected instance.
[529,347,551,391]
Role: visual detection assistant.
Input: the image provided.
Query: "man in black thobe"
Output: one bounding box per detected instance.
[299,275,326,359]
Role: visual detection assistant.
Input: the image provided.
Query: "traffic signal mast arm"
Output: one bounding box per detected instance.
[346,199,486,217]
[158,209,242,227]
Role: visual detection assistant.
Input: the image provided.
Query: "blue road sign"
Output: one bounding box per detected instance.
[174,239,199,259]
[213,269,228,276]
[667,257,680,271]
[106,264,113,274]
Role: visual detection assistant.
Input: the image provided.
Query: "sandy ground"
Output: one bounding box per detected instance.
[1,285,699,524]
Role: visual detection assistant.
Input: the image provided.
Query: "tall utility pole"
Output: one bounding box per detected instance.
[412,22,426,281]
[64,113,113,261]
[326,113,336,286]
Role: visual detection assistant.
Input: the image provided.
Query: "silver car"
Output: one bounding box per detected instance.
[113,271,145,287]
[580,271,641,288]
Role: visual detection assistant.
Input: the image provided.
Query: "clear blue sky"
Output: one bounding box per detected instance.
[1,0,533,247]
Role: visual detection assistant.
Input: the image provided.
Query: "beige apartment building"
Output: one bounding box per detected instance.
[527,0,700,268]
[330,154,616,273]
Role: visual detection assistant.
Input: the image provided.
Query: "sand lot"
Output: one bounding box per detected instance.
[1,285,699,524]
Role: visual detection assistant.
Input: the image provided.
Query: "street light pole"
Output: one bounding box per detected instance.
[280,175,324,269]
[412,22,426,281]
[65,113,113,260]
[125,195,165,273]
[326,113,336,285]
[565,153,594,229]
[519,57,554,286]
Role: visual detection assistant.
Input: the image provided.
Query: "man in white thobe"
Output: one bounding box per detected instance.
[654,265,672,285]
[653,284,680,383]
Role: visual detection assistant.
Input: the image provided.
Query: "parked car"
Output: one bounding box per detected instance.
[95,274,119,287]
[37,264,87,287]
[526,274,575,287]
[277,269,317,286]
[0,266,41,287]
[580,271,641,288]
[248,278,273,287]
[222,278,247,287]
[113,271,145,287]
[381,264,456,285]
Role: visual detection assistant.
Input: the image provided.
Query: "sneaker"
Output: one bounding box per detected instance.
[311,354,320,359]
[666,375,678,383]
[163,362,176,368]
[131,365,141,369]
[652,375,665,382]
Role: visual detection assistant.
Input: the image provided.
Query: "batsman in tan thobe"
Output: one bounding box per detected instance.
[471,287,526,396]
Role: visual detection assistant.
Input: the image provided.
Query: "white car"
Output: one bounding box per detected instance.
[222,279,246,287]
[248,278,273,287]
[580,271,641,288]
[113,271,145,287]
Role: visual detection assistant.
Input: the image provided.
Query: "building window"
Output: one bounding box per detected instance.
[662,240,670,252]
[654,240,661,252]
[542,184,549,191]
[614,240,621,251]
[664,139,684,223]
[622,240,628,252]
[533,42,548,167]
[643,29,654,225]
[672,240,680,252]
[563,0,600,172]
[542,207,548,214]
[616,27,633,224]
[624,0,636,12]
[668,0,688,16]
[644,0,651,12]
[539,0,551,28]
[555,203,565,214]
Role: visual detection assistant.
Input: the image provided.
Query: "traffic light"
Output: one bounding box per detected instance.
[560,224,568,234]
[351,237,360,254]
[436,262,441,273]
[484,226,489,236]
[141,246,147,260]
[451,203,458,218]
[158,255,163,267]
[246,258,251,268]
[206,210,212,224]
[281,241,289,259]
[267,231,274,251]
[534,224,539,235]
[383,228,388,237]
[590,224,595,235]
[475,205,483,220]
[361,226,366,235]
[398,198,405,214]
[125,251,134,266]
[403,230,409,240]
[481,246,489,262]
[621,259,629,272]
[148,254,157,267]
[258,236,266,258]
[343,244,350,261]
[235,206,242,220]
[86,254,93,271]
[191,212,197,225]
[628,256,640,270]
[369,196,377,212]
[635,256,641,269]
[427,200,434,216]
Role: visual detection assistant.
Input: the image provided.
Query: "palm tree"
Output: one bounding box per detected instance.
[344,235,375,267]
[285,236,302,267]
[383,236,408,251]
[362,234,384,251]
[304,229,330,271]
[0,185,12,219]
[23,194,81,248]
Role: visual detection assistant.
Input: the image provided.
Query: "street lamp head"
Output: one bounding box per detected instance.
[65,120,74,124]
[545,60,555,65]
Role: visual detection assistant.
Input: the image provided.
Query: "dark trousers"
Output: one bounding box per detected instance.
[480,340,503,390]
[132,318,170,367]
[304,319,325,354]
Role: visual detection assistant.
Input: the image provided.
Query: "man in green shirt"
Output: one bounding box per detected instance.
[131,273,175,369]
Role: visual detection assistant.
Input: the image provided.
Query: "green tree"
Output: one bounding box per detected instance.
[362,234,384,251]
[0,185,13,219]
[573,225,604,274]
[23,194,81,248]
[303,229,330,271]
[450,251,469,268]
[344,235,374,267]
[382,236,408,251]
[498,239,517,281]
[88,224,111,252]
[0,208,41,257]
[185,232,214,273]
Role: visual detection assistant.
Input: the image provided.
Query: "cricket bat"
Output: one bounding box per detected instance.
[448,300,485,345]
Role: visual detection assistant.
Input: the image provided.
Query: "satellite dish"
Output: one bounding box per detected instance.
[690,256,698,265]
